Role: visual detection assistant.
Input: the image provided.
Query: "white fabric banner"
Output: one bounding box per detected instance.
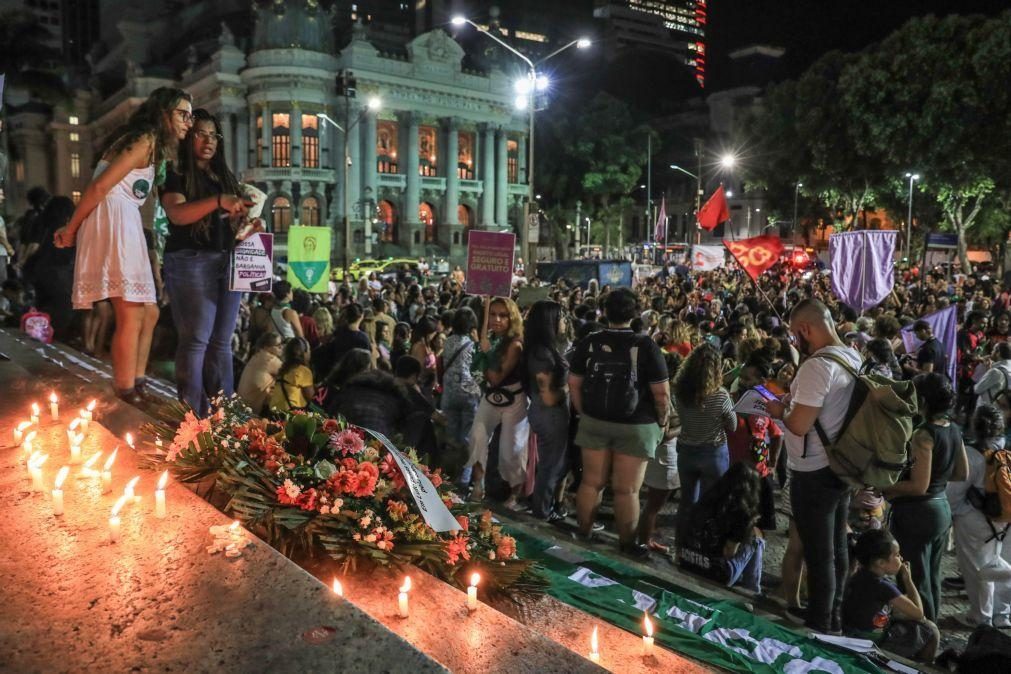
[691,245,725,271]
[367,430,461,533]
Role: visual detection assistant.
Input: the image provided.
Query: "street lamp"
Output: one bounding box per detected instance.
[905,173,919,262]
[453,15,590,265]
[720,154,736,169]
[318,95,382,274]
[725,190,733,198]
[792,182,803,243]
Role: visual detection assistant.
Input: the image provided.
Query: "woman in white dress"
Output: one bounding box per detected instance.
[55,88,241,402]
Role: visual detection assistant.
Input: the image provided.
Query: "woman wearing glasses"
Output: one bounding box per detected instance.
[55,87,212,404]
[159,109,257,415]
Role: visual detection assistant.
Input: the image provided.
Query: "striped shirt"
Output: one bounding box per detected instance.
[674,388,737,447]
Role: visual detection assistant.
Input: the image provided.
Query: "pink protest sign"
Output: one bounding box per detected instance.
[465,230,516,297]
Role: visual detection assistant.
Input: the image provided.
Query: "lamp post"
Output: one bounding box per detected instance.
[670,164,700,247]
[792,182,803,244]
[317,96,381,276]
[452,16,589,267]
[905,173,919,262]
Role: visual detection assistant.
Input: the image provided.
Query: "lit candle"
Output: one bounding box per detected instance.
[49,392,59,420]
[588,625,600,664]
[30,402,40,425]
[155,438,164,450]
[82,399,96,426]
[398,576,411,618]
[22,430,37,462]
[77,410,88,433]
[52,466,69,516]
[154,470,168,518]
[228,520,242,540]
[332,577,344,598]
[13,420,31,444]
[109,495,128,543]
[642,613,654,656]
[79,451,102,478]
[467,572,480,612]
[26,449,40,475]
[30,453,48,492]
[101,447,119,493]
[69,432,84,465]
[123,476,140,504]
[67,417,81,442]
[125,433,134,449]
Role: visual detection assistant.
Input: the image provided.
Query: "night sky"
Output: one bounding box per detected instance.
[706,0,1011,90]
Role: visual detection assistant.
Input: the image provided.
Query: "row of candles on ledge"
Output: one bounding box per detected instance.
[14,394,171,541]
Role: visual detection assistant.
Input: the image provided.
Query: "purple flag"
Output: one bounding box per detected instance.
[829,230,896,311]
[653,196,667,243]
[900,305,957,384]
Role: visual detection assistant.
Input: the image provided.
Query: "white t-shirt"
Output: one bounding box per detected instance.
[785,345,863,472]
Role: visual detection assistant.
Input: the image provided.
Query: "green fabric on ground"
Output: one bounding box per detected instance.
[511,529,883,674]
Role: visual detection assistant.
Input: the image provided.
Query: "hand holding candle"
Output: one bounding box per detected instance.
[52,466,69,516]
[467,572,480,612]
[642,613,654,656]
[589,625,600,663]
[109,495,128,543]
[49,392,59,420]
[398,576,411,617]
[154,470,168,518]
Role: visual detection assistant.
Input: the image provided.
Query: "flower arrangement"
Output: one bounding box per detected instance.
[145,397,544,599]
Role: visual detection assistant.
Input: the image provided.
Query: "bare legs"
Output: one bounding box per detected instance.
[109,298,146,391]
[135,302,159,381]
[576,449,648,545]
[577,448,610,536]
[637,487,673,549]
[83,300,113,357]
[781,518,806,609]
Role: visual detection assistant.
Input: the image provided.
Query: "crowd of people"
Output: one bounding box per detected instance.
[2,87,1011,666]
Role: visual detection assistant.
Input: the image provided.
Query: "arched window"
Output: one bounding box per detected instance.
[457,132,474,179]
[300,196,320,226]
[272,113,290,167]
[271,196,292,233]
[419,202,436,243]
[377,121,399,174]
[506,139,519,183]
[378,200,397,242]
[457,204,473,230]
[419,126,437,177]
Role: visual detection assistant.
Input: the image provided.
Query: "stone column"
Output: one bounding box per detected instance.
[247,103,257,170]
[517,134,527,185]
[346,103,362,257]
[261,102,272,167]
[219,112,235,169]
[480,123,495,228]
[495,127,508,228]
[443,118,460,253]
[362,111,378,254]
[236,111,249,173]
[290,104,302,168]
[401,111,421,252]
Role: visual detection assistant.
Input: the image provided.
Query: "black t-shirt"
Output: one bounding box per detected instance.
[916,337,947,377]
[160,169,231,253]
[569,328,668,424]
[312,327,372,379]
[24,214,75,278]
[842,568,901,632]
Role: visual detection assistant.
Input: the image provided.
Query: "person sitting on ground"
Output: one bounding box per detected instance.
[236,332,282,415]
[677,462,765,595]
[268,337,314,413]
[841,529,940,663]
[395,355,443,462]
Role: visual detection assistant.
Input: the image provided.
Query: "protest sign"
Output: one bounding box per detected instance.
[466,230,515,297]
[691,245,725,272]
[733,390,771,417]
[230,233,274,292]
[287,226,330,293]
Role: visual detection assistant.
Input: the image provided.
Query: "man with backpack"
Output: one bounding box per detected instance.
[767,298,863,634]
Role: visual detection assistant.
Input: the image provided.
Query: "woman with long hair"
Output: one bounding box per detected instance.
[409,317,439,399]
[22,196,77,338]
[159,108,255,415]
[466,296,528,508]
[524,300,571,520]
[269,337,314,412]
[440,307,481,460]
[56,87,210,403]
[673,342,737,544]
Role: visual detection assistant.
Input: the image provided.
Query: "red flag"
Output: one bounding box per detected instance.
[724,234,784,281]
[697,184,730,231]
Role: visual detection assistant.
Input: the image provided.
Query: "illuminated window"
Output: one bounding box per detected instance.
[507,140,519,184]
[376,120,399,174]
[419,202,436,242]
[70,153,81,178]
[458,204,473,230]
[69,132,80,142]
[271,196,292,233]
[419,126,437,177]
[378,200,397,242]
[71,190,82,204]
[271,113,290,168]
[301,114,319,168]
[514,30,547,43]
[68,115,79,125]
[300,196,320,226]
[457,132,474,179]
[14,161,24,182]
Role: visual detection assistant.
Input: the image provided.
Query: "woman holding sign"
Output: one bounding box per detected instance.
[159,108,258,415]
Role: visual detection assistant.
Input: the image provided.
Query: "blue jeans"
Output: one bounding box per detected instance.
[676,442,730,542]
[441,388,479,448]
[723,537,765,592]
[163,250,242,416]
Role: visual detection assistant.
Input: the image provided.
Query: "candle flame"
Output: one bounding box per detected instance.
[332,578,344,597]
[49,391,58,404]
[23,430,37,447]
[86,399,97,412]
[124,475,140,494]
[83,451,102,470]
[69,418,81,431]
[400,576,412,593]
[35,453,48,469]
[31,402,40,415]
[27,449,41,467]
[157,470,169,490]
[470,572,480,588]
[55,466,70,489]
[125,433,134,448]
[111,495,129,517]
[644,613,653,637]
[16,420,32,432]
[591,625,599,653]
[103,447,119,471]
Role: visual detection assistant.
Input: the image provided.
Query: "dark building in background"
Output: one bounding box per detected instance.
[61,0,100,66]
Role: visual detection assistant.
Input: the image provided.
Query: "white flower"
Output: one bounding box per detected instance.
[319,505,331,515]
[333,498,344,509]
[365,534,377,543]
[359,516,372,528]
[488,551,496,560]
[283,479,301,500]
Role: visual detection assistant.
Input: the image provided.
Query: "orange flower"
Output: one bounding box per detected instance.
[495,535,517,560]
[445,535,471,565]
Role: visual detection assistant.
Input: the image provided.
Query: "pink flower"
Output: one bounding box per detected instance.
[331,428,366,456]
[166,411,211,462]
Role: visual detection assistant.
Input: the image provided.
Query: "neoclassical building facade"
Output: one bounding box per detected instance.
[4,1,530,262]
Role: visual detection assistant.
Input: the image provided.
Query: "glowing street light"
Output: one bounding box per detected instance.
[720,154,736,169]
[576,38,592,49]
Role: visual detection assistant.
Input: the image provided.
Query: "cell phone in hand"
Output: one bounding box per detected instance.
[753,384,779,401]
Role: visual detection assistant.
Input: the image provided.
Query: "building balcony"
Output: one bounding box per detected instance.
[242,166,336,184]
[420,176,447,191]
[508,183,530,197]
[460,179,483,194]
[378,173,407,189]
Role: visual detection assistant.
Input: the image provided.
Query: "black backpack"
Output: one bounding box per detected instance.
[945,624,1011,672]
[580,332,642,422]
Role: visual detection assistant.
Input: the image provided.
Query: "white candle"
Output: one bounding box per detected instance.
[78,411,88,433]
[642,614,655,656]
[154,470,168,518]
[29,453,48,491]
[125,433,134,449]
[123,476,140,504]
[49,392,59,420]
[101,447,118,493]
[82,400,96,428]
[30,402,40,425]
[109,495,128,543]
[155,438,164,450]
[13,420,31,445]
[467,572,480,612]
[21,430,37,462]
[589,626,600,663]
[332,578,343,598]
[79,451,102,478]
[398,576,411,617]
[52,466,69,516]
[70,442,81,465]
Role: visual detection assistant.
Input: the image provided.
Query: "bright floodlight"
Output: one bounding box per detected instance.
[535,74,550,91]
[797,181,803,188]
[450,16,467,26]
[726,190,734,198]
[367,97,381,111]
[514,77,532,95]
[576,38,591,49]
[514,94,529,110]
[720,154,736,169]
[906,172,920,180]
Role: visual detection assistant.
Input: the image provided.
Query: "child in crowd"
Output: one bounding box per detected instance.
[842,529,940,663]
